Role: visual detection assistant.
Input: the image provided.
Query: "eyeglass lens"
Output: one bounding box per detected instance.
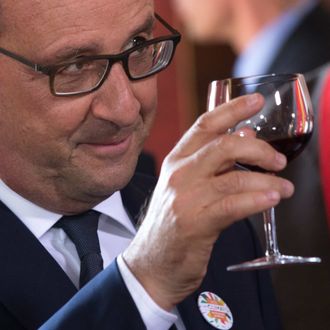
[53,40,174,95]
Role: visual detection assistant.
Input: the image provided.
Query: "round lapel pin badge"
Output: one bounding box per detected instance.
[198,291,233,329]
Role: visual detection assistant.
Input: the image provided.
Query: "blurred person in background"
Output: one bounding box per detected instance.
[172,0,330,76]
[172,0,330,329]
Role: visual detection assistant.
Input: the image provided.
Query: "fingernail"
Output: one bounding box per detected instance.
[282,180,294,197]
[275,152,287,167]
[266,190,280,202]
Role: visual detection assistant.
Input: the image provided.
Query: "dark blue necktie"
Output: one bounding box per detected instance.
[55,210,104,288]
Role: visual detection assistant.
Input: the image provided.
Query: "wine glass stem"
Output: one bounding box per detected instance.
[263,207,280,257]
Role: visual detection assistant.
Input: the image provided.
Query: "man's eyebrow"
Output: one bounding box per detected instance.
[52,43,101,63]
[129,15,156,37]
[45,16,156,65]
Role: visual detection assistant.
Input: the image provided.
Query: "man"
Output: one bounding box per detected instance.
[0,1,294,329]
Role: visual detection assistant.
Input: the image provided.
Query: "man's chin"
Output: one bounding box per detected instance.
[85,162,137,196]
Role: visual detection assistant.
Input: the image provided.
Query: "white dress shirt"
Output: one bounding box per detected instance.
[0,179,185,330]
[233,0,318,77]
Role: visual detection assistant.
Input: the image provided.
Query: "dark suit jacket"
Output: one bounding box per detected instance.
[0,173,281,330]
[266,4,330,75]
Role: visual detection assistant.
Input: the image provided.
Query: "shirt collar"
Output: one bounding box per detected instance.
[233,0,318,77]
[0,179,135,239]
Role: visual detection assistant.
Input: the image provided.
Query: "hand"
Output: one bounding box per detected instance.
[123,93,294,310]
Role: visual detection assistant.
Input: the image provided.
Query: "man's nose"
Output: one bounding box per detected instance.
[90,62,141,126]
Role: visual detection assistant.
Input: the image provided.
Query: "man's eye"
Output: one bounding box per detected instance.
[58,61,91,75]
[128,36,147,49]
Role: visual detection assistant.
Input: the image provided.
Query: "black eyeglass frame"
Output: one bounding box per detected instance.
[0,13,181,96]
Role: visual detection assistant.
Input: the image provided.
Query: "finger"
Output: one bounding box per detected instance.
[186,170,293,233]
[183,134,287,177]
[210,170,294,200]
[171,93,264,158]
[204,190,283,231]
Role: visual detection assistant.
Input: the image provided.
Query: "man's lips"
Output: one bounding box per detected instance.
[78,134,133,157]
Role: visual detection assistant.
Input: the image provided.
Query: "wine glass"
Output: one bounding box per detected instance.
[207,73,321,271]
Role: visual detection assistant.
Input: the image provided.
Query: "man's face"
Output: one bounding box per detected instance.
[0,0,157,212]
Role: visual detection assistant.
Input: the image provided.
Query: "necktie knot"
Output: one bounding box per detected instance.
[55,210,104,288]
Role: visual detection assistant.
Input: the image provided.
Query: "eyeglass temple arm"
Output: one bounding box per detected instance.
[155,13,180,36]
[0,46,46,73]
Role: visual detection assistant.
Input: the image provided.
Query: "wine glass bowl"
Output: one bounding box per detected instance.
[208,73,313,163]
[207,73,321,271]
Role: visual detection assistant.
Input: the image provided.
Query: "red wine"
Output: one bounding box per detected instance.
[269,133,312,162]
[238,133,312,172]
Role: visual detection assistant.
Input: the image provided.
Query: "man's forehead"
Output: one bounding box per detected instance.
[1,0,154,54]
[3,0,154,16]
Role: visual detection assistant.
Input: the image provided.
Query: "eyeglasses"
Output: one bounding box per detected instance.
[0,14,181,97]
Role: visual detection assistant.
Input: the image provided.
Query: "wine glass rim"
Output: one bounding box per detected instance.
[211,73,303,87]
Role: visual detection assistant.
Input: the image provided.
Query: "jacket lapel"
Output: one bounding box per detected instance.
[0,202,77,329]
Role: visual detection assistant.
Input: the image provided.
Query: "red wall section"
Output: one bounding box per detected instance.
[143,1,188,173]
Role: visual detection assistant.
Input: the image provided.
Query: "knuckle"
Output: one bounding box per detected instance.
[167,166,186,188]
[162,152,174,168]
[194,113,210,132]
[214,133,233,150]
[210,136,239,173]
[214,134,239,161]
[219,196,236,219]
[230,171,246,191]
[213,171,241,195]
